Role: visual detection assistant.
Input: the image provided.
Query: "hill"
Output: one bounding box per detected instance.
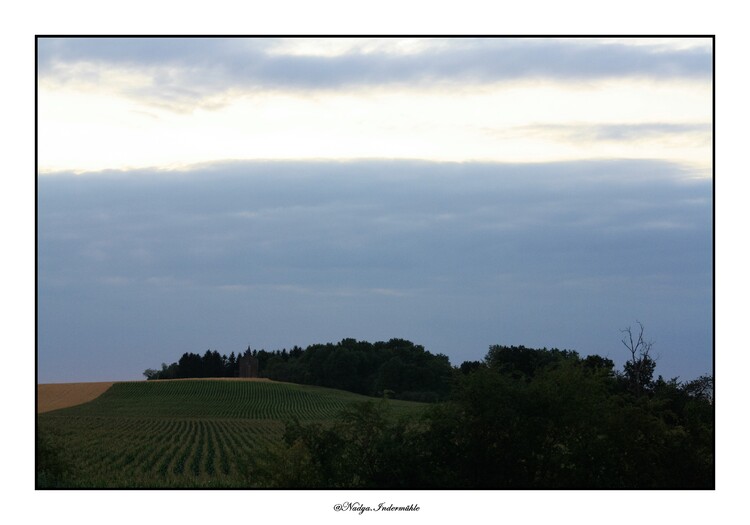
[37,379,426,488]
[145,338,454,402]
[37,382,115,413]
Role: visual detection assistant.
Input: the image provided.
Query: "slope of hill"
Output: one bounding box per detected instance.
[37,382,115,413]
[37,379,426,488]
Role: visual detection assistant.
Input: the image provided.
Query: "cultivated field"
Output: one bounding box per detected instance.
[37,382,115,413]
[37,379,426,488]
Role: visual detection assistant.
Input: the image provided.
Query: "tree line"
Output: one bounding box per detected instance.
[141,327,713,488]
[144,338,455,401]
[248,336,714,489]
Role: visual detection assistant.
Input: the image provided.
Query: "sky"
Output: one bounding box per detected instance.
[37,37,713,383]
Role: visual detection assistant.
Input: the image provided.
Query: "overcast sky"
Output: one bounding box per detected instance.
[37,37,712,383]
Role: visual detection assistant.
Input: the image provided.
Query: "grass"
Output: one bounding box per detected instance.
[37,379,427,488]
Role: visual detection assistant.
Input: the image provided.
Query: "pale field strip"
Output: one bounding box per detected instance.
[36,377,274,413]
[37,382,115,413]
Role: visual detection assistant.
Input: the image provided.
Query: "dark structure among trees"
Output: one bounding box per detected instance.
[238,354,259,378]
[144,338,454,401]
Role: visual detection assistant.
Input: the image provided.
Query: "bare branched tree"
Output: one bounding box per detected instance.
[621,321,656,395]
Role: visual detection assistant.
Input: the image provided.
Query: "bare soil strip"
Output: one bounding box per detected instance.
[37,378,274,413]
[37,382,115,413]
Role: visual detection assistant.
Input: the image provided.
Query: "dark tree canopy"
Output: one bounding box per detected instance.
[252,343,713,489]
[141,333,712,488]
[143,338,454,401]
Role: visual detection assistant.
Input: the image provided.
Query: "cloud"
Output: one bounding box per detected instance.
[38,158,711,288]
[38,159,712,382]
[37,38,712,110]
[493,122,711,144]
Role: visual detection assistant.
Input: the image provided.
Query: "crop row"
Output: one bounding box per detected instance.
[38,416,286,488]
[37,380,426,487]
[48,380,391,421]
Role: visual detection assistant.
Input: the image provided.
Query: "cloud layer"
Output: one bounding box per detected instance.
[38,159,712,382]
[38,37,712,109]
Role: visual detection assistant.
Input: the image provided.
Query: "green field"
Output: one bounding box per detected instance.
[37,380,427,488]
